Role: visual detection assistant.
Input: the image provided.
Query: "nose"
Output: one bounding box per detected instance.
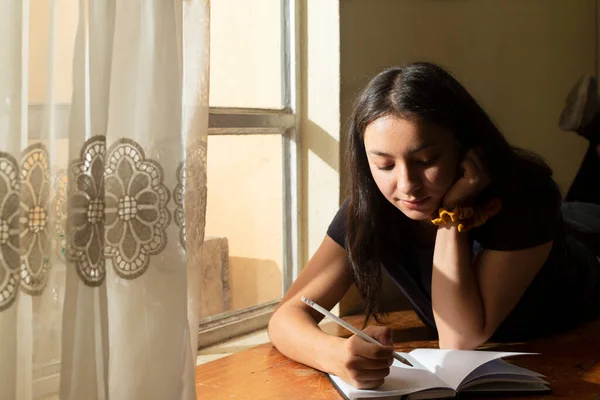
[396,164,422,196]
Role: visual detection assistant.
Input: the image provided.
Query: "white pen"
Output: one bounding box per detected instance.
[301,296,413,367]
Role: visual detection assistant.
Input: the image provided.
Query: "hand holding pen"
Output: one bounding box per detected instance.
[301,296,413,366]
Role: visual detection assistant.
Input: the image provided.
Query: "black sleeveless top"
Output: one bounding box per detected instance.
[327,176,600,341]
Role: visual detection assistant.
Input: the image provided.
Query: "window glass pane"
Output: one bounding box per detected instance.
[203,134,283,318]
[209,0,283,109]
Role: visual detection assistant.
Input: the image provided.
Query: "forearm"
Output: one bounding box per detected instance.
[432,222,486,349]
[268,305,346,373]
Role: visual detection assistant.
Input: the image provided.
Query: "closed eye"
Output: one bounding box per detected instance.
[376,164,394,171]
[416,155,440,167]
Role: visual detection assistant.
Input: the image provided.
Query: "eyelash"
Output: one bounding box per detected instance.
[417,156,439,166]
[376,156,439,171]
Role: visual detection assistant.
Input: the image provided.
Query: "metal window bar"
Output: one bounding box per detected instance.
[198,0,300,348]
[281,0,301,294]
[208,107,295,135]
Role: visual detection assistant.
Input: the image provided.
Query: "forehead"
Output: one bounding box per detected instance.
[364,115,453,148]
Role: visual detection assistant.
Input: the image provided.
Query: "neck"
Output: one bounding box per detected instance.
[412,219,437,246]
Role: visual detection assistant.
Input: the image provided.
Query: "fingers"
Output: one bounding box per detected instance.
[466,148,486,175]
[443,147,491,208]
[460,156,479,181]
[348,327,394,358]
[461,148,490,186]
[363,325,393,346]
[343,354,392,372]
[351,377,387,390]
[347,335,394,359]
[340,327,395,389]
[354,356,394,370]
[345,367,390,389]
[341,353,392,389]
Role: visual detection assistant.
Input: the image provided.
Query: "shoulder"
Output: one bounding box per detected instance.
[472,174,562,251]
[326,198,350,249]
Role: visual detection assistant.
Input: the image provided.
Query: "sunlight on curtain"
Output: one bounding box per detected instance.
[0,0,209,399]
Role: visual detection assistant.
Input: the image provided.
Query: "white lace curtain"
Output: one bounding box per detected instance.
[0,1,209,399]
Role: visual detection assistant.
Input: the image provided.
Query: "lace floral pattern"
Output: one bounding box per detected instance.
[0,152,21,310]
[67,137,107,286]
[104,139,170,279]
[19,143,51,295]
[174,160,185,249]
[52,169,68,262]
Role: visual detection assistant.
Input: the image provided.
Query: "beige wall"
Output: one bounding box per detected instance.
[205,135,283,311]
[29,0,77,103]
[338,0,597,314]
[210,0,283,109]
[300,0,341,267]
[340,0,596,196]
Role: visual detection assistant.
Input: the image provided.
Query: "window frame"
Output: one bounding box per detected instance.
[197,0,300,348]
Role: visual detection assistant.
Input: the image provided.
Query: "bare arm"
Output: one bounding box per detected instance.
[268,235,353,371]
[432,149,552,349]
[269,235,394,389]
[432,220,552,349]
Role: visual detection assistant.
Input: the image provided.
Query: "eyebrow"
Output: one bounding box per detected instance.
[368,142,433,158]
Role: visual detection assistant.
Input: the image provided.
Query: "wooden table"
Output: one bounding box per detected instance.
[196,310,600,399]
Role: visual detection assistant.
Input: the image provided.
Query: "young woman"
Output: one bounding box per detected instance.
[268,62,600,390]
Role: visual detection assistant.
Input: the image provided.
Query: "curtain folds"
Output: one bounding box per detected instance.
[0,1,209,399]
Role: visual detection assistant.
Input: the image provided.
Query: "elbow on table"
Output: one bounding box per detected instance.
[267,310,282,344]
[438,331,490,350]
[267,306,295,347]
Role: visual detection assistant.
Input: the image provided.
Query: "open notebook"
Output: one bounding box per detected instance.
[328,349,549,399]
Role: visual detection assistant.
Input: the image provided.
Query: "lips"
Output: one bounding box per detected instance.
[400,196,431,210]
[402,198,428,205]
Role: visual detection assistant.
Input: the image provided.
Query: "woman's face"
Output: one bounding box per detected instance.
[363,115,461,220]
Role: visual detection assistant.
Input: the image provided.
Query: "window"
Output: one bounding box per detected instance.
[198,0,299,347]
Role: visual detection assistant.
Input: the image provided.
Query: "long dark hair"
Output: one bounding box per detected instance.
[346,62,552,324]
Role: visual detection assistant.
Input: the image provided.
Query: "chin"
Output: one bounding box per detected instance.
[393,200,440,221]
[400,209,434,221]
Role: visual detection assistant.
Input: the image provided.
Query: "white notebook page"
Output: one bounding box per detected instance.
[329,359,450,399]
[408,349,534,389]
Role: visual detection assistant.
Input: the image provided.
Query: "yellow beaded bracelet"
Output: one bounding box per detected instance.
[431,198,502,232]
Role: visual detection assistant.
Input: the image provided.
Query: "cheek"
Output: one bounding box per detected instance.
[423,166,456,193]
[370,168,395,196]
